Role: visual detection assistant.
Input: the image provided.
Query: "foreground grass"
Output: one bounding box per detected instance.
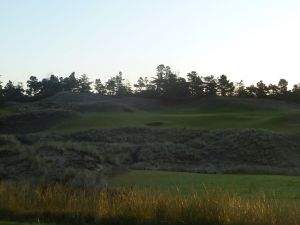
[0,221,52,225]
[111,170,300,202]
[0,183,300,225]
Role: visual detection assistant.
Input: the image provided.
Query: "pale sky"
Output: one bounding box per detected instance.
[1,0,300,86]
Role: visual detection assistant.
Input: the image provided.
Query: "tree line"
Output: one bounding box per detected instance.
[1,64,300,103]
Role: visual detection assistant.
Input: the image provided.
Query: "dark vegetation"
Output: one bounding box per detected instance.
[1,64,300,103]
[1,128,300,186]
[0,109,76,134]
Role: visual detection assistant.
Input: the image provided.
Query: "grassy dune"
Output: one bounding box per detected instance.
[0,183,300,225]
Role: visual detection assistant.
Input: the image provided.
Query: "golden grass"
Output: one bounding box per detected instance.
[0,183,299,225]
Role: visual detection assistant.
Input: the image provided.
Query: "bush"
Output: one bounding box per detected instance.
[1,127,300,185]
[0,135,19,145]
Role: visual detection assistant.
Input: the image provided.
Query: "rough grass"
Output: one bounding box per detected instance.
[1,128,300,183]
[0,183,300,225]
[0,109,77,134]
[111,170,300,203]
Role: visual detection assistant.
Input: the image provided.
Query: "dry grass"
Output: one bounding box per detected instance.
[0,183,299,225]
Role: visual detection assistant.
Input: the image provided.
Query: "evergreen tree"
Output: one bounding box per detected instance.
[255,80,269,98]
[40,75,62,97]
[152,64,172,96]
[77,74,92,93]
[203,75,218,96]
[152,65,190,99]
[217,75,235,96]
[134,77,146,93]
[0,76,3,102]
[115,72,128,96]
[63,72,79,92]
[26,76,42,96]
[187,71,204,97]
[3,80,24,101]
[235,80,250,97]
[124,79,133,96]
[135,76,156,97]
[246,84,257,97]
[268,84,280,97]
[175,77,190,98]
[106,78,117,96]
[163,71,180,98]
[278,79,289,96]
[105,72,132,96]
[292,84,300,94]
[94,79,106,95]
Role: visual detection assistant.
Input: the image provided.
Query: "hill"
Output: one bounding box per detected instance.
[1,93,300,133]
[46,92,300,112]
[1,93,300,185]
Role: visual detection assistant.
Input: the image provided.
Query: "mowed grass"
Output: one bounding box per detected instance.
[52,110,300,133]
[111,170,300,202]
[49,96,300,133]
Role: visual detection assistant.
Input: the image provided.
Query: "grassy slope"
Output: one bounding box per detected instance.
[111,170,300,202]
[49,93,300,133]
[1,95,300,133]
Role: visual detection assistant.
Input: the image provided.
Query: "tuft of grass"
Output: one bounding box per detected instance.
[0,183,299,225]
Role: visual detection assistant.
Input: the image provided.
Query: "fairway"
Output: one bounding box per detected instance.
[111,170,300,201]
[52,110,300,133]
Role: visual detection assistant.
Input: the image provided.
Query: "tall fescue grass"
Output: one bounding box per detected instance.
[0,183,299,225]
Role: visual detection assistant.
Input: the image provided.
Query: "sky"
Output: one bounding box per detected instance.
[1,0,300,87]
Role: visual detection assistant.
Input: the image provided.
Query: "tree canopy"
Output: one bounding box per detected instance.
[1,64,300,103]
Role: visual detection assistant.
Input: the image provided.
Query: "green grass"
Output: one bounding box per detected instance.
[0,222,52,225]
[2,96,300,134]
[52,110,300,133]
[111,170,300,202]
[0,108,12,117]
